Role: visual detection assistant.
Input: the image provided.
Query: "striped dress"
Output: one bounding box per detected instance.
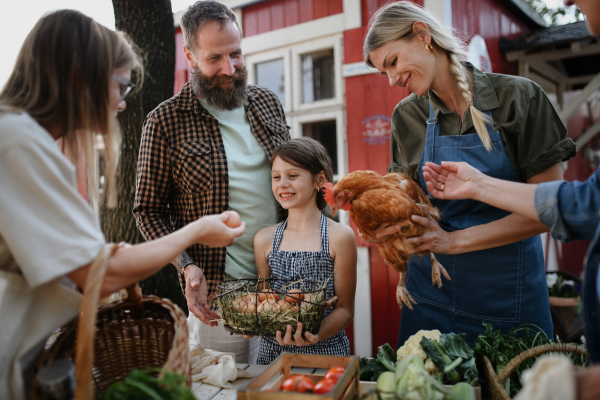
[256,214,351,364]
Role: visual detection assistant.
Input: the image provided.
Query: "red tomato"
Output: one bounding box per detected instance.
[314,378,337,394]
[324,366,346,382]
[280,375,315,393]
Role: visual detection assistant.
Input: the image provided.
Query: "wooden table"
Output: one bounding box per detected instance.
[190,364,331,400]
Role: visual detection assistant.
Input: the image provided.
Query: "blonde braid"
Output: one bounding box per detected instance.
[448,53,493,151]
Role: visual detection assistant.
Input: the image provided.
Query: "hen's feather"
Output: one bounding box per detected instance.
[330,170,449,308]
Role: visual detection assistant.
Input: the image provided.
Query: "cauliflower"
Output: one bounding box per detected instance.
[397,330,442,375]
[425,358,440,375]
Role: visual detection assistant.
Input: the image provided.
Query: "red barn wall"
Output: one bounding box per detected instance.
[242,0,344,37]
[451,0,537,75]
[174,27,189,94]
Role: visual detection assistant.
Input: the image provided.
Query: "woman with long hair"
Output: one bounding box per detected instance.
[0,10,244,399]
[363,2,575,345]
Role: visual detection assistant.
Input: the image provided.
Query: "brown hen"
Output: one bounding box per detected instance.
[323,170,450,309]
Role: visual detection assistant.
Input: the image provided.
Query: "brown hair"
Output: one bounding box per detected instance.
[0,9,143,206]
[271,137,333,210]
[181,0,241,52]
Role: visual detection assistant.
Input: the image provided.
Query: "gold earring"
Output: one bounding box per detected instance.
[425,44,433,52]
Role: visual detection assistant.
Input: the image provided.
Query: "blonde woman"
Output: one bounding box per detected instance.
[0,10,244,399]
[363,2,575,345]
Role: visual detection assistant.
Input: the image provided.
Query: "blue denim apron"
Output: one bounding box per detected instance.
[397,101,553,345]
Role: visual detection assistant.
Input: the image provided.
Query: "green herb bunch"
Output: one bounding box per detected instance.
[97,368,195,400]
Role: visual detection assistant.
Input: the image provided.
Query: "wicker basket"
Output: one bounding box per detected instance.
[482,343,588,400]
[214,278,330,338]
[31,243,190,400]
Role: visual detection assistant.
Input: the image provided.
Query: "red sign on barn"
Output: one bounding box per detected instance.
[362,115,391,145]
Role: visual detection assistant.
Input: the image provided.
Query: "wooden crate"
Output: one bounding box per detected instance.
[237,353,359,400]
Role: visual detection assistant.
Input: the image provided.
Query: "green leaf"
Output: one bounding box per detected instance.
[377,343,397,372]
[420,337,450,371]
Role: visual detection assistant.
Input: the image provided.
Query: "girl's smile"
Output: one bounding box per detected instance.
[271,156,320,209]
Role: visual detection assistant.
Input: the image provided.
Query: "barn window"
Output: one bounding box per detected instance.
[301,49,335,103]
[302,120,338,176]
[255,58,286,107]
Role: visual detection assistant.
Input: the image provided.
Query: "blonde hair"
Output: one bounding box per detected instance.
[364,1,493,151]
[0,10,143,206]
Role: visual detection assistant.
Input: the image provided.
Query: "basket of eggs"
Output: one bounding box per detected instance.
[214,278,336,338]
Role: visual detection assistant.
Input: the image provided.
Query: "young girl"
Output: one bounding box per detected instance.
[254,137,357,365]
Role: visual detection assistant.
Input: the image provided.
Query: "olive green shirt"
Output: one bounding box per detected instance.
[388,63,576,183]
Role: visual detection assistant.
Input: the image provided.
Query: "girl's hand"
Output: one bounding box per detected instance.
[406,205,455,254]
[422,161,483,200]
[275,322,319,347]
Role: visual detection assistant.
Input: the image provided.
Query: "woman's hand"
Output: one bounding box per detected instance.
[422,161,484,200]
[193,211,246,248]
[275,322,319,347]
[406,205,456,254]
[359,224,400,243]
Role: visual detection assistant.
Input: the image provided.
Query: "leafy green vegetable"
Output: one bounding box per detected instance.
[447,382,476,400]
[359,356,389,381]
[420,333,478,386]
[376,371,397,400]
[97,368,195,400]
[394,355,450,400]
[376,343,397,373]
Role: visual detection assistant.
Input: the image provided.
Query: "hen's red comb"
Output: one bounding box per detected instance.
[323,182,335,204]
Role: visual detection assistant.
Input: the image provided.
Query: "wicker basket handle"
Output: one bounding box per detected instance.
[497,343,588,384]
[126,284,144,312]
[74,243,119,400]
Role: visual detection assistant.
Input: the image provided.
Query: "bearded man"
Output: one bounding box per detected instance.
[133,0,289,363]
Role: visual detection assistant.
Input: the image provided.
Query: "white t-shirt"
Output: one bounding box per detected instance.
[198,100,279,279]
[0,111,105,399]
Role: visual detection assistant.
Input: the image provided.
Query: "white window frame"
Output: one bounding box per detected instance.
[292,108,347,183]
[292,35,343,112]
[246,48,292,113]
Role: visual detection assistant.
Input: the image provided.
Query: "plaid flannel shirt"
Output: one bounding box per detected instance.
[133,82,289,297]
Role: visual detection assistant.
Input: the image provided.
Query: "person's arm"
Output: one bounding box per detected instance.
[277,223,357,346]
[133,112,217,323]
[67,212,244,299]
[424,161,600,243]
[134,112,176,243]
[408,163,562,254]
[254,226,274,290]
[134,112,194,271]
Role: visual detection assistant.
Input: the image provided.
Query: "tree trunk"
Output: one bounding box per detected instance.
[102,0,185,311]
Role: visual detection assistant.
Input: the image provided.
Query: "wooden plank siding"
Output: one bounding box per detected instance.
[242,0,344,37]
[452,0,537,76]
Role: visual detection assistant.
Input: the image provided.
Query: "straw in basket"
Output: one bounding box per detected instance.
[31,243,190,400]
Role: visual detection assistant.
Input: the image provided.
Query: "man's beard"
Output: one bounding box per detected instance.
[190,65,248,111]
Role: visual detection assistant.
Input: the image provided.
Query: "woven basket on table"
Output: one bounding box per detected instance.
[482,343,588,400]
[31,243,190,400]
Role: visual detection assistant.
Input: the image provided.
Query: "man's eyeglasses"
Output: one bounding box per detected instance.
[112,74,135,100]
